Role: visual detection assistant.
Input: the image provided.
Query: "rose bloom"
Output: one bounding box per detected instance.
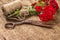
[50,0,59,10]
[31,2,37,6]
[44,5,56,15]
[38,5,56,22]
[35,6,42,12]
[38,13,54,22]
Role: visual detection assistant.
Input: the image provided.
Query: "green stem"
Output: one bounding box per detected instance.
[8,9,20,17]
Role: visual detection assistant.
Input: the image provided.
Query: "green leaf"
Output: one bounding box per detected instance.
[29,10,38,15]
[35,1,46,7]
[29,6,39,15]
[41,1,46,7]
[35,2,41,6]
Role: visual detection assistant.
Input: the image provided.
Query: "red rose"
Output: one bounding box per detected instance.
[50,0,59,10]
[31,2,37,6]
[38,5,56,22]
[44,5,56,15]
[38,13,54,22]
[35,6,42,12]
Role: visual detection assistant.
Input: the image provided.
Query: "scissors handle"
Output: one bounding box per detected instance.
[5,21,25,29]
[5,23,15,29]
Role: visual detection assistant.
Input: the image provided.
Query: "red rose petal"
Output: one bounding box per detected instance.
[31,2,37,6]
[44,5,56,15]
[38,13,54,22]
[50,0,59,10]
[35,6,42,12]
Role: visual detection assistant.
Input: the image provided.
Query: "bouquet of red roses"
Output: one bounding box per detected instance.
[31,0,59,22]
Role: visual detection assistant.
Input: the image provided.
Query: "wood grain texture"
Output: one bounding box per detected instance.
[0,0,60,40]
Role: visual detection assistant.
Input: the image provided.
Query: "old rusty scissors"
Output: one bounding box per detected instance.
[5,20,53,29]
[5,20,25,29]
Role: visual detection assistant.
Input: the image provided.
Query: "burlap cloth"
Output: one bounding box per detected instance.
[0,0,60,40]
